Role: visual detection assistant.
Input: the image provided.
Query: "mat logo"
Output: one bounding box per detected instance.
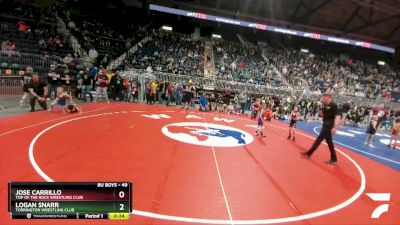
[162,122,253,147]
[367,193,391,218]
[142,114,171,119]
[379,139,400,148]
[214,117,235,123]
[185,115,202,119]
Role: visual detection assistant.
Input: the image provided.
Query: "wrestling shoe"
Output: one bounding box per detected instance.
[325,160,337,165]
[300,152,310,158]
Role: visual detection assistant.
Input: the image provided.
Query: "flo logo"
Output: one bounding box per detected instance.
[162,122,253,147]
[367,193,391,218]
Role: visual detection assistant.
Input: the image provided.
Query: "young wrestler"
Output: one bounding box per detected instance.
[287,106,301,141]
[199,95,208,112]
[265,107,272,121]
[64,103,81,114]
[364,115,378,148]
[227,102,235,114]
[255,104,267,137]
[388,118,400,148]
[48,87,77,113]
[251,99,261,119]
[181,85,192,110]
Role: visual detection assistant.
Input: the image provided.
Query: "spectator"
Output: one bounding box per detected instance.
[238,92,247,114]
[151,80,158,103]
[175,83,183,106]
[199,94,208,112]
[94,70,110,103]
[165,82,174,106]
[61,70,72,95]
[80,71,93,102]
[19,67,33,106]
[47,64,60,99]
[18,21,28,32]
[110,72,123,100]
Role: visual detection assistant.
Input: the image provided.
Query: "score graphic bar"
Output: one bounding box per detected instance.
[8,182,132,220]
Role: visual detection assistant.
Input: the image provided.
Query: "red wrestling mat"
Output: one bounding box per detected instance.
[0,103,399,225]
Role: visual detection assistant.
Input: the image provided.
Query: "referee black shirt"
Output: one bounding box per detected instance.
[322,103,340,128]
[27,80,47,96]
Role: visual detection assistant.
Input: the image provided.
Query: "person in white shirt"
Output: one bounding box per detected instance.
[231,62,237,71]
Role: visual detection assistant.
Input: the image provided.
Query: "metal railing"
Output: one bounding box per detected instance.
[0,76,23,96]
[2,70,397,109]
[122,69,291,95]
[296,89,399,108]
[121,69,400,109]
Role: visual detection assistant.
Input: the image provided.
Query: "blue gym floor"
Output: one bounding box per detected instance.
[284,121,400,171]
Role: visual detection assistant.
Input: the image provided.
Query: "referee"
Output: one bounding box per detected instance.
[27,74,48,112]
[301,93,341,165]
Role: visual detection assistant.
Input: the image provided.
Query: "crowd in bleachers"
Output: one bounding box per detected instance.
[0,3,399,124]
[69,20,127,63]
[214,41,271,85]
[0,3,73,58]
[0,2,399,151]
[127,32,205,76]
[66,14,150,67]
[213,38,400,100]
[266,47,399,99]
[1,1,398,103]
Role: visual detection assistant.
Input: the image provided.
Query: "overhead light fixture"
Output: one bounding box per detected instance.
[161,25,172,31]
[212,34,222,39]
[377,61,385,66]
[300,48,309,53]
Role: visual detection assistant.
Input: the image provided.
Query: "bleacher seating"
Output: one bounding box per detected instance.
[128,33,205,77]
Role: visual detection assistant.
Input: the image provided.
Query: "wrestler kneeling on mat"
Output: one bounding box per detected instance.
[27,74,48,112]
[49,87,81,113]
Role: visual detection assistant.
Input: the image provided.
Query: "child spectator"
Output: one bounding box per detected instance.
[388,118,400,148]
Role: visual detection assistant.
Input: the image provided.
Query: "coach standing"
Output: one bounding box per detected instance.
[47,64,60,99]
[301,93,341,165]
[28,74,48,112]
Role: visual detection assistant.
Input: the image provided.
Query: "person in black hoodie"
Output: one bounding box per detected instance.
[110,72,123,101]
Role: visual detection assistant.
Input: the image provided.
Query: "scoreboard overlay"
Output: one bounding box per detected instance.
[8,182,132,220]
